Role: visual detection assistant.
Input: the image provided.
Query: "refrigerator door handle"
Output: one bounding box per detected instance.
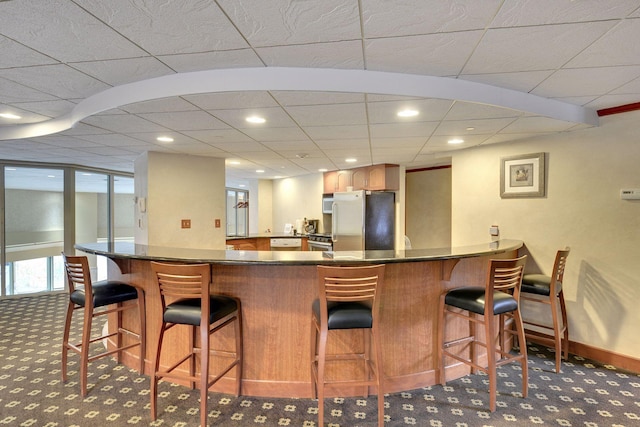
[331,202,337,242]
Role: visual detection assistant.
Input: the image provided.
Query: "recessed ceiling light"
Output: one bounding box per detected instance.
[246,116,266,124]
[397,109,419,118]
[345,158,357,163]
[295,153,309,159]
[228,160,241,165]
[156,136,174,142]
[466,127,475,131]
[448,138,464,144]
[0,113,21,119]
[256,169,265,173]
[238,184,246,188]
[318,168,328,172]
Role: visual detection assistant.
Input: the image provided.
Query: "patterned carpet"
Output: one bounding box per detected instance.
[1,293,639,426]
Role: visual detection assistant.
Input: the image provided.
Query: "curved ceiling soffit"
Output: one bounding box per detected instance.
[0,67,600,141]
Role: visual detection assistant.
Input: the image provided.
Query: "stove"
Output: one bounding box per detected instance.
[307,233,333,251]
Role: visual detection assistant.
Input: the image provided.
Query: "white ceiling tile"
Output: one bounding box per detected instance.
[210,106,297,128]
[366,31,484,76]
[363,0,502,37]
[209,141,268,153]
[185,92,278,110]
[241,127,309,142]
[0,106,49,124]
[369,122,438,139]
[422,134,488,152]
[0,0,147,62]
[457,71,555,93]
[285,103,367,126]
[273,91,364,106]
[120,97,201,114]
[434,118,517,136]
[463,22,616,74]
[218,0,361,46]
[500,116,577,133]
[370,137,426,149]
[182,129,255,144]
[0,64,110,99]
[567,18,640,68]
[611,75,640,94]
[367,98,454,123]
[10,99,77,118]
[491,0,640,27]
[256,41,364,68]
[586,94,640,110]
[167,144,226,156]
[0,77,58,103]
[305,125,369,140]
[531,66,640,98]
[314,139,370,150]
[445,101,522,120]
[260,140,320,151]
[76,0,248,54]
[137,111,228,131]
[0,35,58,68]
[481,133,540,145]
[75,133,154,147]
[71,58,175,86]
[157,50,265,73]
[80,114,170,133]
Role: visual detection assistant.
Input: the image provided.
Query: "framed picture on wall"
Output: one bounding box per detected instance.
[500,152,546,198]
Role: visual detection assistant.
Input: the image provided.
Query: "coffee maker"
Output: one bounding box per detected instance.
[305,219,319,234]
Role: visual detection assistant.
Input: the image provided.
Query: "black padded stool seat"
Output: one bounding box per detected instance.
[150,262,242,427]
[438,256,528,413]
[311,300,372,329]
[70,281,139,307]
[164,296,238,326]
[444,287,518,315]
[521,274,558,296]
[520,248,570,373]
[311,264,386,427]
[61,254,146,398]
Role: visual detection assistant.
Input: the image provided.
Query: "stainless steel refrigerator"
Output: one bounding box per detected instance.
[331,190,395,251]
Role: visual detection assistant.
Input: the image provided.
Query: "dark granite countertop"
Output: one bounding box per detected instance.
[76,239,523,266]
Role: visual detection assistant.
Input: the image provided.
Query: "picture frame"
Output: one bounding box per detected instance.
[500,152,546,198]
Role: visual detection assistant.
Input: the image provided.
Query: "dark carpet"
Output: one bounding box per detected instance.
[1,294,639,426]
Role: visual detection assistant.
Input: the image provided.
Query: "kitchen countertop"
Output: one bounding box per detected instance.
[76,239,522,266]
[225,234,309,240]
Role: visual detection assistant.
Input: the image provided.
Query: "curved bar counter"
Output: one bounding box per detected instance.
[76,239,523,398]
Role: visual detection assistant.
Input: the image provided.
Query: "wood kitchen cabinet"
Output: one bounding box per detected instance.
[326,164,399,192]
[323,170,352,193]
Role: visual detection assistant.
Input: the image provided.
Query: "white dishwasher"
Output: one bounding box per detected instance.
[270,238,302,251]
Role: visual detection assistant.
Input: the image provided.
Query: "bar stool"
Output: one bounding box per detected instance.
[311,264,386,427]
[521,248,570,373]
[150,262,242,427]
[61,253,146,397]
[438,256,528,412]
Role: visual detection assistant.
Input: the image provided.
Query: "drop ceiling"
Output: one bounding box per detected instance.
[1,0,639,188]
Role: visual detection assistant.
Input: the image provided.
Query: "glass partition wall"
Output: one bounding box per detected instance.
[0,163,133,297]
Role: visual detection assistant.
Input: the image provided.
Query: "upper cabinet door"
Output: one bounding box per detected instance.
[324,165,399,192]
[324,170,353,193]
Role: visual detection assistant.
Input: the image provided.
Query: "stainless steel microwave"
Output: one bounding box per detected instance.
[322,196,333,214]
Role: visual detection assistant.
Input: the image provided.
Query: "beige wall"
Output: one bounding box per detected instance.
[450,111,640,358]
[405,167,452,249]
[135,152,226,249]
[272,173,325,234]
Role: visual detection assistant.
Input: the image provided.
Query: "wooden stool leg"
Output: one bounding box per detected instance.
[316,328,328,427]
[559,290,570,362]
[372,324,385,427]
[437,294,447,385]
[150,324,165,421]
[136,289,146,374]
[513,308,528,398]
[234,312,243,397]
[550,293,562,373]
[61,302,74,383]
[484,311,496,412]
[200,323,210,427]
[80,304,93,397]
[310,321,318,399]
